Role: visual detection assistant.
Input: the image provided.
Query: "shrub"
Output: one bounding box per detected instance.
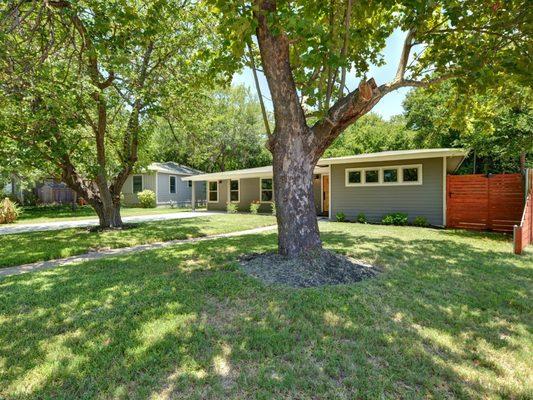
[137,190,156,208]
[271,202,276,216]
[335,212,346,222]
[226,202,238,214]
[250,201,260,215]
[413,216,429,227]
[0,198,21,224]
[382,212,408,226]
[356,213,367,223]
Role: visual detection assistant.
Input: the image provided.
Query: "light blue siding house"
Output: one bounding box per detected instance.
[122,162,206,207]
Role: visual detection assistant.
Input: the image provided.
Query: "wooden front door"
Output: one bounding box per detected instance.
[322,175,329,215]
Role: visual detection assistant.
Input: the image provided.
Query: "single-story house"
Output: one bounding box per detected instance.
[122,162,206,206]
[184,148,468,226]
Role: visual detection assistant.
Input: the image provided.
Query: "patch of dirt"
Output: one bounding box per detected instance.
[87,223,139,232]
[239,249,380,288]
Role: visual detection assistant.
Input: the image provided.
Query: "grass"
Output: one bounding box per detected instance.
[15,205,202,224]
[0,219,531,399]
[0,214,276,268]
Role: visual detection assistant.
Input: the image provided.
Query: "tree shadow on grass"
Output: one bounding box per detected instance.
[0,229,531,399]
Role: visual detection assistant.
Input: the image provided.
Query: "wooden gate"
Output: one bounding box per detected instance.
[446,174,524,232]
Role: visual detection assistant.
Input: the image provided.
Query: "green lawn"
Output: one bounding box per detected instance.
[0,220,531,399]
[16,205,202,224]
[0,214,276,268]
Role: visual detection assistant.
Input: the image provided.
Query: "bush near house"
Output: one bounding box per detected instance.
[226,202,238,214]
[336,212,346,222]
[137,190,156,208]
[250,201,260,215]
[413,216,429,227]
[0,198,21,224]
[356,213,367,223]
[271,202,276,216]
[382,212,408,226]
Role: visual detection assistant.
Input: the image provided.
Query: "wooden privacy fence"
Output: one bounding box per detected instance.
[514,169,532,254]
[446,173,524,232]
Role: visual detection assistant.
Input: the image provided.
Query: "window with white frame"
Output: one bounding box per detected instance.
[133,175,143,193]
[230,180,239,202]
[345,164,422,186]
[208,181,218,202]
[169,176,177,194]
[260,178,273,202]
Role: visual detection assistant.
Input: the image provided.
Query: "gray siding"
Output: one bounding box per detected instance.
[157,173,205,205]
[330,157,444,225]
[122,173,156,205]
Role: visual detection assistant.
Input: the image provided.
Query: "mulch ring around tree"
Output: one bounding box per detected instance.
[239,249,381,288]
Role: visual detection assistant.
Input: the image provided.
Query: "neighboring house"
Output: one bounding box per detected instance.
[122,162,206,207]
[185,148,468,226]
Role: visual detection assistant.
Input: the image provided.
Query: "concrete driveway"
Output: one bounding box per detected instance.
[0,211,220,235]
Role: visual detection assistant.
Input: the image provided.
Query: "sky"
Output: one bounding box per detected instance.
[232,29,411,120]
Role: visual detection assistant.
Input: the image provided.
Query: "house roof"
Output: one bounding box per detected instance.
[316,148,468,166]
[184,148,468,181]
[148,162,203,176]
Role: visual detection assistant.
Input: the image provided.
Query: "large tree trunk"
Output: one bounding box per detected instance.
[93,198,122,228]
[272,131,322,257]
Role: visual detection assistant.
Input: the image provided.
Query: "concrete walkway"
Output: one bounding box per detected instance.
[0,225,277,278]
[0,211,220,235]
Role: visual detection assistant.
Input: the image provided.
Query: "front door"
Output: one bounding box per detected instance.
[322,175,329,215]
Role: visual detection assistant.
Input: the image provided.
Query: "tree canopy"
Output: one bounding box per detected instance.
[0,0,218,226]
[404,81,533,173]
[149,85,272,172]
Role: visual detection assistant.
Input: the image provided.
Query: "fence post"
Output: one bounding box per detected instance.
[513,225,522,255]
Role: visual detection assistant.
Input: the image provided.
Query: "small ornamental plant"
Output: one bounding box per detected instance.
[413,216,429,227]
[271,202,276,216]
[0,197,21,224]
[382,212,408,226]
[356,213,367,223]
[226,202,238,214]
[335,212,346,222]
[137,190,156,208]
[250,201,260,215]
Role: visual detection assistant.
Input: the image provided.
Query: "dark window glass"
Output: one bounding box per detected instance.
[348,171,361,184]
[188,181,192,187]
[230,180,239,202]
[133,176,143,193]
[365,170,379,183]
[209,191,218,202]
[261,179,273,190]
[403,167,419,182]
[383,169,398,183]
[209,181,218,191]
[261,190,273,202]
[169,176,176,193]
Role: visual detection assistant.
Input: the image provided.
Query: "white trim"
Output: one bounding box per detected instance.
[442,157,447,227]
[155,172,158,203]
[207,181,219,203]
[319,148,468,166]
[169,175,177,194]
[132,174,143,193]
[320,173,324,213]
[259,177,274,203]
[328,167,332,220]
[345,164,423,187]
[229,179,240,203]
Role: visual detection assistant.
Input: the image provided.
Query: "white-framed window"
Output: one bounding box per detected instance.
[169,176,177,194]
[345,164,423,186]
[208,181,218,202]
[230,179,240,202]
[260,178,273,202]
[132,175,143,193]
